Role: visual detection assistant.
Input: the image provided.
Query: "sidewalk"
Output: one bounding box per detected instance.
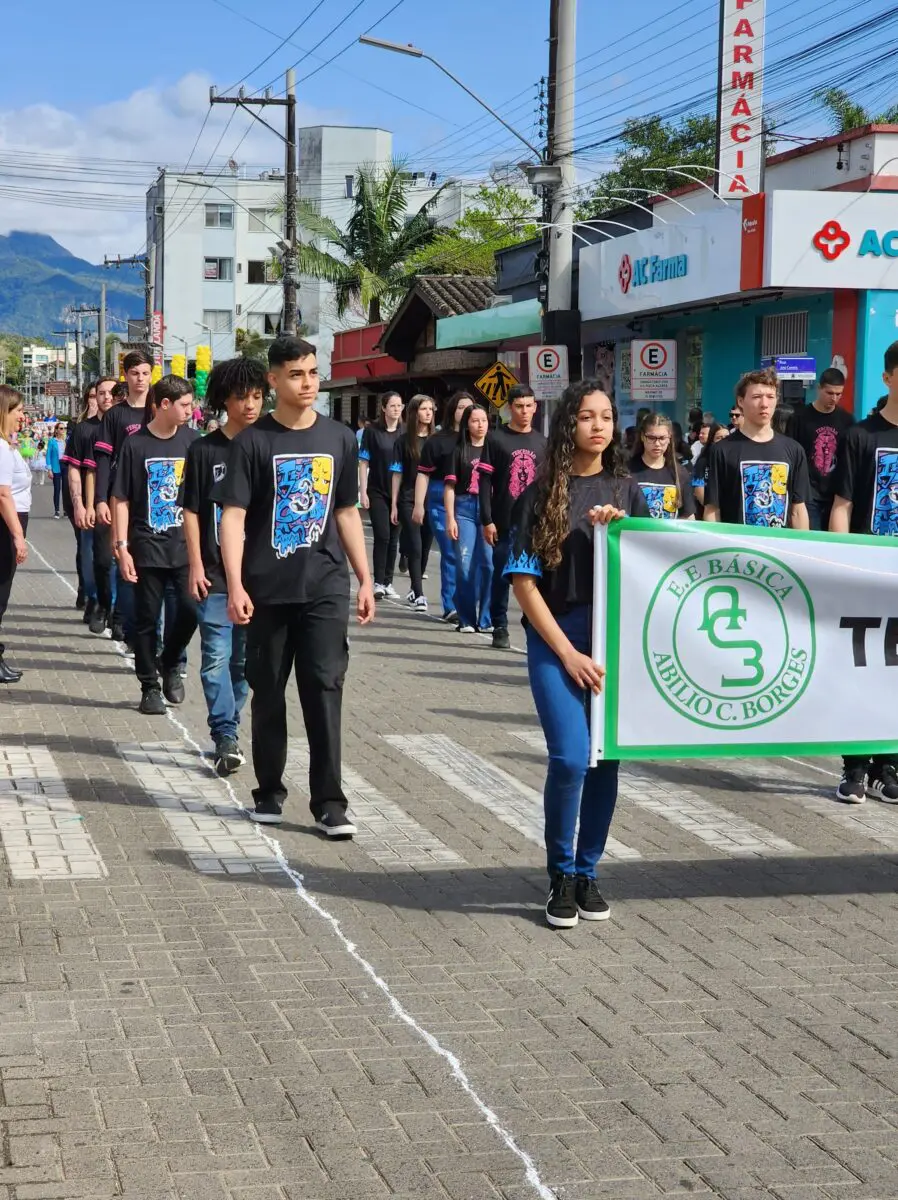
[0,489,896,1200]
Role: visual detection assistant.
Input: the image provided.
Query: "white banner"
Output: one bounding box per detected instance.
[591,520,898,762]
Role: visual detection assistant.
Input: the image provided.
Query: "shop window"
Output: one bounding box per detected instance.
[761,312,808,358]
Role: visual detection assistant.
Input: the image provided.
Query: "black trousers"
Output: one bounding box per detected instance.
[134,564,197,688]
[245,594,350,816]
[368,490,398,586]
[0,512,28,652]
[398,497,432,599]
[93,521,114,617]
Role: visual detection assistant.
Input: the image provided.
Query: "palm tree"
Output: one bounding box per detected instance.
[814,88,898,133]
[291,160,446,324]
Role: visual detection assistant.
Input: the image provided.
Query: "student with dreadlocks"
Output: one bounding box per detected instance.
[183,357,265,775]
[504,381,649,930]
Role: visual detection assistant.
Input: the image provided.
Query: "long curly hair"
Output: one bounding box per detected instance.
[532,380,628,570]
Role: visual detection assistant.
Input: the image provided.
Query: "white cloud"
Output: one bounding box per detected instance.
[0,73,344,262]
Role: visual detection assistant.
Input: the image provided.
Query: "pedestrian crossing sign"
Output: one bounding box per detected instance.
[474,361,518,409]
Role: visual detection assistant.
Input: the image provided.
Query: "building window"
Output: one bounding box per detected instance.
[248,208,282,233]
[761,312,808,358]
[204,257,233,281]
[247,312,283,336]
[202,310,232,333]
[204,203,234,229]
[247,260,278,284]
[345,175,354,199]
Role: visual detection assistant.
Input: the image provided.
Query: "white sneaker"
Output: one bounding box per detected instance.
[405,589,416,605]
[373,584,386,600]
[414,596,428,612]
[383,584,401,601]
[457,624,476,634]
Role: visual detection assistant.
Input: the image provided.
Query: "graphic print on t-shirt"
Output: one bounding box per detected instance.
[146,458,186,532]
[271,453,334,558]
[212,462,226,545]
[812,425,839,477]
[508,448,538,499]
[740,461,789,527]
[638,481,679,520]
[872,447,898,535]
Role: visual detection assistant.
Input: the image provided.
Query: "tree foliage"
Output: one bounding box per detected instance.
[576,114,716,218]
[407,184,540,276]
[814,88,898,133]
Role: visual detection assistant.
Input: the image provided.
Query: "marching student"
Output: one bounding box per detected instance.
[78,378,120,635]
[786,367,854,531]
[480,383,546,649]
[46,422,66,519]
[505,381,649,929]
[359,391,403,601]
[183,358,264,775]
[691,420,727,517]
[390,394,435,611]
[630,412,695,520]
[445,404,494,634]
[413,390,474,622]
[112,376,199,715]
[0,387,32,683]
[216,336,375,832]
[830,341,898,804]
[704,368,810,529]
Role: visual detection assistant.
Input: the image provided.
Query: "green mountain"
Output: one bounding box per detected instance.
[0,231,144,337]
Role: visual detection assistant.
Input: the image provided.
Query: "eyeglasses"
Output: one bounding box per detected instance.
[644,433,670,443]
[730,412,743,420]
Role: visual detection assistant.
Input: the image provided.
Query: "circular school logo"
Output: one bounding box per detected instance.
[642,547,816,731]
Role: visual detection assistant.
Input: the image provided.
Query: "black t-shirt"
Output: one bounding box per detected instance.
[480,426,547,532]
[705,431,810,527]
[832,411,898,535]
[390,435,427,503]
[505,473,650,616]
[786,403,854,501]
[629,459,696,520]
[417,429,458,484]
[213,413,358,605]
[182,429,234,594]
[112,426,199,569]
[445,441,493,499]
[359,424,401,497]
[61,419,101,518]
[94,401,146,502]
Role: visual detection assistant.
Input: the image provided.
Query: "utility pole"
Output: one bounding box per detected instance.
[98,282,106,376]
[65,304,102,395]
[104,254,151,342]
[210,70,299,336]
[547,0,576,315]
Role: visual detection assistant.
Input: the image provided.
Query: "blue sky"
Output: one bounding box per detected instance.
[0,0,892,259]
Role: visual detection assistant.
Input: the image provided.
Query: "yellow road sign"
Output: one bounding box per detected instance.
[474,361,518,409]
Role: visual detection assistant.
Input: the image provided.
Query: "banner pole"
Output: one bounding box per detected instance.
[589,524,609,767]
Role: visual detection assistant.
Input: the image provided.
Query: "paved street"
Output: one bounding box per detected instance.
[1,486,898,1200]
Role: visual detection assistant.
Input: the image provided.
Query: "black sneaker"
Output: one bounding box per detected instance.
[162,669,185,706]
[138,687,166,716]
[249,799,283,825]
[576,876,610,921]
[836,768,866,804]
[75,589,85,610]
[545,872,578,929]
[214,737,242,776]
[82,598,97,625]
[868,764,898,804]
[492,627,510,650]
[314,802,357,839]
[111,618,125,643]
[88,607,108,636]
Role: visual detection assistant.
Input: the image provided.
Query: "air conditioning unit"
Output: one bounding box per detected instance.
[488,295,513,308]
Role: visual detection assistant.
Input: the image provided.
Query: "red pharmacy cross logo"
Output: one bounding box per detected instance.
[813,220,851,262]
[619,254,633,294]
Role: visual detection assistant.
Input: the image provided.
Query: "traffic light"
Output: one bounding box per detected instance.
[194,345,212,399]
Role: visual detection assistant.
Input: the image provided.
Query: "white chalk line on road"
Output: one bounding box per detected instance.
[25,534,559,1200]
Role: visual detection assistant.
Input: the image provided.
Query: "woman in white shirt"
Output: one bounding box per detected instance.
[0,387,32,683]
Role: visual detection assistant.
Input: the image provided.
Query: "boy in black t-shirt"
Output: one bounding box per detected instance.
[705,367,810,530]
[216,337,375,832]
[183,358,265,776]
[112,376,199,715]
[829,342,898,805]
[786,367,854,530]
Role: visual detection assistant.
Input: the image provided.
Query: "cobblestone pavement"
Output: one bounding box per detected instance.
[1,489,897,1200]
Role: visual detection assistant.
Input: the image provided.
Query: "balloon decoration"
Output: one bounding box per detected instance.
[194,345,212,399]
[151,365,163,385]
[171,354,187,379]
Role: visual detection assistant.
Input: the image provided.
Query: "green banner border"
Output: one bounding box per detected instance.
[603,518,898,761]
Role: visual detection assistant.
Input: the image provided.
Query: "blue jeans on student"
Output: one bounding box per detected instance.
[453,494,493,630]
[807,497,833,532]
[526,605,620,878]
[426,490,457,617]
[78,529,97,602]
[197,592,248,742]
[490,531,512,632]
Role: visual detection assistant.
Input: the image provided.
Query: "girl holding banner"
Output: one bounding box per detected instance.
[504,381,648,930]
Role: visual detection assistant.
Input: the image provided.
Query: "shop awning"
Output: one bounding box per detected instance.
[435,299,542,350]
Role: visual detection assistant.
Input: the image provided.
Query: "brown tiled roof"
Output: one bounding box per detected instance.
[411,275,495,317]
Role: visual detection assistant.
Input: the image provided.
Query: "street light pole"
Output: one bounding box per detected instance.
[283,68,299,337]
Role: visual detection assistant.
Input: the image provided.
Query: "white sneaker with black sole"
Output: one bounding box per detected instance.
[383,584,401,601]
[413,595,428,612]
[314,803,357,839]
[373,584,386,600]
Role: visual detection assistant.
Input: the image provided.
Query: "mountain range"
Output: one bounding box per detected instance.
[0,232,145,338]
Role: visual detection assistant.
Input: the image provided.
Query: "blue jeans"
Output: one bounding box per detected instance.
[526,605,620,878]
[78,529,96,602]
[453,494,493,630]
[197,592,248,742]
[807,497,832,532]
[426,490,457,617]
[490,531,512,632]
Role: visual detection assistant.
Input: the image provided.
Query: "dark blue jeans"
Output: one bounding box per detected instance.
[426,490,457,617]
[78,529,96,601]
[490,531,512,632]
[526,605,620,878]
[197,592,248,742]
[807,497,833,532]
[453,494,492,630]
